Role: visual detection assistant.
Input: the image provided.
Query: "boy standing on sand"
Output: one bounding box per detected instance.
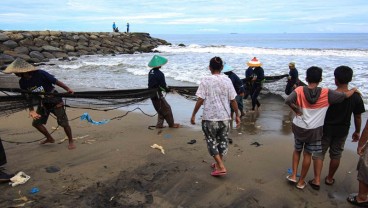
[310,66,365,190]
[191,56,240,176]
[285,66,356,189]
[347,119,368,206]
[3,58,76,150]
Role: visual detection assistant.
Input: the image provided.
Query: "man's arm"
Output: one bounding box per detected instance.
[358,120,368,156]
[191,98,204,124]
[352,114,362,142]
[56,80,73,94]
[285,91,302,116]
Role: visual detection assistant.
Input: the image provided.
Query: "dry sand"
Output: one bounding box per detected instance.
[0,94,362,208]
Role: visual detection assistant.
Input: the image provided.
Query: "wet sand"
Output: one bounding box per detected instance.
[0,93,363,208]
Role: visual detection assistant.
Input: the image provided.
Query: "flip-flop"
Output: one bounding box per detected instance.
[187,139,196,144]
[325,177,335,186]
[211,169,227,176]
[308,179,320,190]
[296,181,307,190]
[286,175,297,183]
[347,196,368,207]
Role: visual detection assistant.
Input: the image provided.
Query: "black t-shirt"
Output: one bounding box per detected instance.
[324,92,365,137]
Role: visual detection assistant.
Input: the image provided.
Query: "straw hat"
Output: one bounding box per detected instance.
[247,57,262,67]
[3,58,37,74]
[148,55,168,68]
[222,64,234,73]
[289,62,296,67]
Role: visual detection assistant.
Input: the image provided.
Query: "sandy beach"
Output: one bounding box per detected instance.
[0,93,363,208]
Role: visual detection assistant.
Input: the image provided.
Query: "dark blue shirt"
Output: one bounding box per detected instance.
[225,72,245,94]
[245,67,254,79]
[253,67,265,83]
[148,68,168,97]
[288,68,298,85]
[19,70,57,93]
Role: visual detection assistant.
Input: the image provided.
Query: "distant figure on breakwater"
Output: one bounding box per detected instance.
[127,22,130,33]
[112,22,116,32]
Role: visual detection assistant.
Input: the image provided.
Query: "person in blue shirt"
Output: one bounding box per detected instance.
[223,64,245,118]
[285,62,299,95]
[148,55,179,128]
[243,66,254,100]
[112,22,117,32]
[126,22,130,33]
[247,57,264,111]
[3,58,76,150]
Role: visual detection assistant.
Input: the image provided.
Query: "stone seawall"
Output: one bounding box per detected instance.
[0,31,170,69]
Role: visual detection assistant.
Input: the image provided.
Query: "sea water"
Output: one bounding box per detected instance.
[43,33,368,102]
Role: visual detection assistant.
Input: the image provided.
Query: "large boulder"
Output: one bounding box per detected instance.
[42,45,63,52]
[0,33,9,41]
[29,51,45,60]
[3,40,18,49]
[0,54,15,64]
[14,46,29,54]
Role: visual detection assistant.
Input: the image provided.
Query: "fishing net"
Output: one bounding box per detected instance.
[0,74,292,117]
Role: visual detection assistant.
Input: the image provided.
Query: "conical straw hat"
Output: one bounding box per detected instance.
[222,64,234,73]
[247,57,262,67]
[3,58,37,74]
[148,55,168,68]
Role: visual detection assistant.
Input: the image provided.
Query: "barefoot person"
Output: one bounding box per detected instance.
[347,119,368,207]
[191,56,240,176]
[3,58,75,150]
[148,55,179,128]
[247,57,264,111]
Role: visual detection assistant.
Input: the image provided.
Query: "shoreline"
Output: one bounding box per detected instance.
[0,92,363,207]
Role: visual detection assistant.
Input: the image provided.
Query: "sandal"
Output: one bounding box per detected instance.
[347,196,368,207]
[211,169,227,176]
[325,177,335,186]
[296,181,307,190]
[308,179,320,190]
[286,175,297,183]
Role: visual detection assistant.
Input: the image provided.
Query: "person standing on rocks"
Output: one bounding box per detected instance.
[148,55,179,128]
[127,22,130,33]
[3,58,76,150]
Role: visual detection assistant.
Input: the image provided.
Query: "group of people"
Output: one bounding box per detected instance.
[1,56,367,207]
[112,21,130,33]
[285,65,367,206]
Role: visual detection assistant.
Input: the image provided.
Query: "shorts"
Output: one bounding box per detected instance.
[32,105,69,127]
[294,138,322,154]
[313,134,347,160]
[202,120,230,157]
[357,145,368,184]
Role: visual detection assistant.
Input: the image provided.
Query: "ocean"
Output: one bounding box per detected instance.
[42,33,368,102]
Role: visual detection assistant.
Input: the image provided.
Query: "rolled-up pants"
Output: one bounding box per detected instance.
[151,97,175,127]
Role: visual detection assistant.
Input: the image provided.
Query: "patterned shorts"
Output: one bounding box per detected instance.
[201,120,230,157]
[294,138,322,154]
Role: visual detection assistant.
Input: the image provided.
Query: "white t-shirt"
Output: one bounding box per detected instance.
[196,74,237,121]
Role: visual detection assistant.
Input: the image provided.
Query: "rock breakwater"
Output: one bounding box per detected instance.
[0,30,170,69]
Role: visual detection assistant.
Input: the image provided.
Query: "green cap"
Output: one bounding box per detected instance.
[148,55,168,68]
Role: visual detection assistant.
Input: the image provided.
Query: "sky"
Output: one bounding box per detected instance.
[0,0,367,34]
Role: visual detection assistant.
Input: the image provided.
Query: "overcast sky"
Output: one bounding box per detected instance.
[1,0,367,34]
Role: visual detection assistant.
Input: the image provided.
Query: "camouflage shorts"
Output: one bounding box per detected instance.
[201,120,230,157]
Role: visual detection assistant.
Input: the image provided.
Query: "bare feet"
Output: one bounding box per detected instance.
[40,138,55,145]
[170,123,180,128]
[68,142,76,150]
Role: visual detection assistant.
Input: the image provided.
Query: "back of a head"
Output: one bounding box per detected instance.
[306,66,322,83]
[209,56,223,72]
[334,66,353,84]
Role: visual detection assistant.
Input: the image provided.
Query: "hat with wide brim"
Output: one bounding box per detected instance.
[148,55,168,68]
[3,58,37,74]
[289,62,296,67]
[247,57,262,67]
[222,64,234,73]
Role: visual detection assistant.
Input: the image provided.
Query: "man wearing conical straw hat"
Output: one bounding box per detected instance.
[148,55,179,128]
[3,58,76,150]
[247,57,264,112]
